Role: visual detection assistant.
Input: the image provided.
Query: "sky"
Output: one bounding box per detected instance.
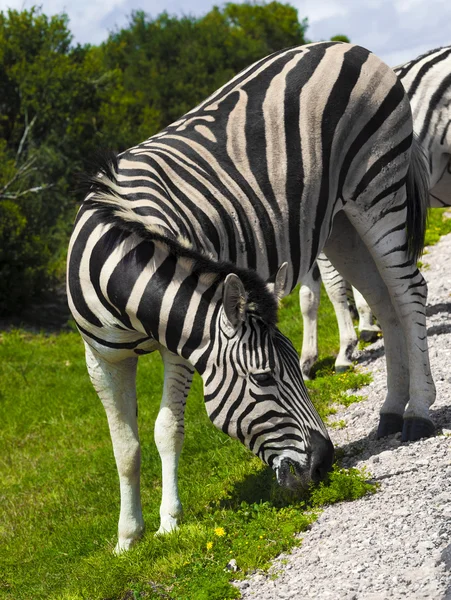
[1,0,450,67]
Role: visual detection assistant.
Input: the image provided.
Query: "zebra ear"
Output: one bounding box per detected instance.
[267,262,288,303]
[222,273,247,335]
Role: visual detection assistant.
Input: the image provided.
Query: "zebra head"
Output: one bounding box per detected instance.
[201,264,334,491]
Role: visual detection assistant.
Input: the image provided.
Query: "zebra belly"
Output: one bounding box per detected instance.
[79,326,160,363]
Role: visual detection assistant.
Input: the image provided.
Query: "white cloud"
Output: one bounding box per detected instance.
[296,0,347,24]
[295,0,450,65]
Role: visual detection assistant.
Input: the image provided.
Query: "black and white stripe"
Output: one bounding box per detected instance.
[395,45,451,206]
[67,42,433,551]
[300,45,451,380]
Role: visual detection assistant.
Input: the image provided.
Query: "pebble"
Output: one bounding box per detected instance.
[235,232,451,600]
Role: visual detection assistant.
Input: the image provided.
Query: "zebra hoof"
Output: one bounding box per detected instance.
[377,413,404,438]
[359,329,381,343]
[401,418,435,442]
[300,358,315,380]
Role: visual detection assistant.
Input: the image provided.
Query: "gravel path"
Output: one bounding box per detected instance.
[235,233,451,600]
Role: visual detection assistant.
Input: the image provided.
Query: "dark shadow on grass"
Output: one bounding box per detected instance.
[218,465,310,511]
[309,356,336,379]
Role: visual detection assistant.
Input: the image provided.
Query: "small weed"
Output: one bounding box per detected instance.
[339,393,365,407]
[417,260,430,271]
[306,368,372,420]
[424,208,451,247]
[309,465,377,507]
[358,339,372,351]
[329,419,347,429]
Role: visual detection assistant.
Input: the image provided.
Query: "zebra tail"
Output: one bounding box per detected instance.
[405,134,430,262]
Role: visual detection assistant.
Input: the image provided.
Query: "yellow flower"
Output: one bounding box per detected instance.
[214,527,226,537]
[206,541,213,550]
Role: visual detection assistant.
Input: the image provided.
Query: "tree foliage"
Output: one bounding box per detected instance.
[100,2,308,149]
[0,3,347,315]
[0,8,109,313]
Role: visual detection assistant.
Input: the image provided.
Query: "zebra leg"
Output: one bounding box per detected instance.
[155,348,194,535]
[323,215,410,436]
[327,211,436,441]
[352,286,381,342]
[299,264,321,379]
[84,342,143,553]
[317,254,358,373]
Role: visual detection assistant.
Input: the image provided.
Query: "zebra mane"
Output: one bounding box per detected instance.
[83,151,279,327]
[414,45,450,61]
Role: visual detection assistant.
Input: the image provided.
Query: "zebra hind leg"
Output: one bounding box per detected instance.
[352,286,381,342]
[299,264,321,379]
[84,342,144,553]
[335,209,435,442]
[155,348,194,535]
[323,212,435,441]
[317,254,358,373]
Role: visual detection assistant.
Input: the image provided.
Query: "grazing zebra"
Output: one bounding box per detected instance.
[67,41,434,552]
[300,44,451,379]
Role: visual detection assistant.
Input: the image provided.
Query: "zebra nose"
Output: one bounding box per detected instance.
[309,431,334,483]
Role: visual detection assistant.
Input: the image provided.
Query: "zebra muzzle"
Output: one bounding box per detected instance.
[276,433,334,490]
[276,457,309,490]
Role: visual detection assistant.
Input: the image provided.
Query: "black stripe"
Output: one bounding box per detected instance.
[419,72,451,144]
[136,255,177,338]
[166,271,200,353]
[311,45,369,264]
[68,211,103,328]
[107,240,155,328]
[338,81,406,201]
[78,324,151,349]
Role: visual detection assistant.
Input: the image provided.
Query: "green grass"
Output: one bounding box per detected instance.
[3,210,448,600]
[424,207,451,247]
[0,293,373,600]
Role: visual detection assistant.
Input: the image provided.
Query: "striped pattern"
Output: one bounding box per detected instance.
[67,41,433,549]
[395,45,451,206]
[70,189,329,453]
[75,42,421,289]
[299,45,451,380]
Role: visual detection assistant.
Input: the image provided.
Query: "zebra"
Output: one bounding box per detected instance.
[299,44,451,379]
[67,41,433,552]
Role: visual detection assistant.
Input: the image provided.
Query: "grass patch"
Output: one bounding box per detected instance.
[0,321,374,600]
[306,369,372,421]
[424,207,451,247]
[329,420,347,429]
[0,196,447,600]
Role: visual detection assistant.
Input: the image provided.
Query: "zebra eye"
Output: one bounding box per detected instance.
[252,371,275,385]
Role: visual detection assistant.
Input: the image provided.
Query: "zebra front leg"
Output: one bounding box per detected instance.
[317,254,358,373]
[352,286,381,342]
[84,342,144,553]
[155,348,194,534]
[299,264,321,379]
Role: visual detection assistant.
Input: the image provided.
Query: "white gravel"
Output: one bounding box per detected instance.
[235,233,451,600]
